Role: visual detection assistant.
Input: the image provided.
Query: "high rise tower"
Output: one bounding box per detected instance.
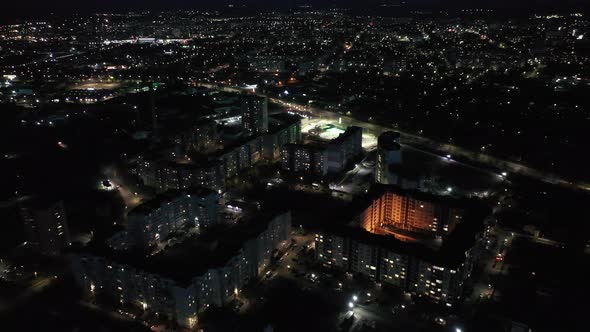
[241,94,268,135]
[375,131,402,184]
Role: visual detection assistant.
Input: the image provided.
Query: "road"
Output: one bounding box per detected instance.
[198,82,590,193]
[0,276,54,312]
[102,165,152,211]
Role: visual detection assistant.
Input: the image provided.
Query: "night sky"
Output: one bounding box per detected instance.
[1,0,588,23]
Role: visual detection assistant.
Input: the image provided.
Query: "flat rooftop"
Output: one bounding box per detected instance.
[318,205,487,267]
[76,209,290,286]
[329,126,362,145]
[128,187,218,216]
[314,184,490,267]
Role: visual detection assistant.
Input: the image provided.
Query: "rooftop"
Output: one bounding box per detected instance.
[378,131,401,150]
[329,126,363,145]
[268,113,301,134]
[283,143,326,152]
[318,202,488,267]
[129,187,218,216]
[314,184,490,267]
[76,209,290,286]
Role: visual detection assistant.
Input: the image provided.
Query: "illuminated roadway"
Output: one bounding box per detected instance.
[198,82,590,193]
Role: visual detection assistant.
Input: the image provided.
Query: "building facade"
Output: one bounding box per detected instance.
[360,189,464,238]
[241,94,268,135]
[326,126,363,173]
[19,199,71,256]
[126,188,220,249]
[375,131,402,185]
[171,120,218,155]
[281,144,328,176]
[71,211,291,329]
[216,136,264,178]
[134,156,226,193]
[315,230,472,305]
[262,114,302,159]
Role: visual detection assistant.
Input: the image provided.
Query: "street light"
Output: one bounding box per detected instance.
[352,295,358,302]
[348,302,354,308]
[455,328,463,332]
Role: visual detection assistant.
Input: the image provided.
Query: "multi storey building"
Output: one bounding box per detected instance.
[171,120,218,154]
[71,210,291,329]
[125,187,220,249]
[134,156,225,193]
[315,186,487,305]
[262,113,302,159]
[326,126,363,173]
[315,225,474,305]
[360,186,464,238]
[281,144,328,176]
[135,134,265,192]
[241,94,268,135]
[215,136,264,178]
[375,131,402,185]
[19,199,71,256]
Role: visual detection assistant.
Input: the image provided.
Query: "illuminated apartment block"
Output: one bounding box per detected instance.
[281,144,328,176]
[134,156,225,193]
[126,187,220,249]
[360,187,464,238]
[315,186,486,305]
[72,210,291,329]
[262,113,302,159]
[241,94,268,135]
[315,228,474,305]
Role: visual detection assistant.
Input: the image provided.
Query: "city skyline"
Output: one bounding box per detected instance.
[0,3,589,332]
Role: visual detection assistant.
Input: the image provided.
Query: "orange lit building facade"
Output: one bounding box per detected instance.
[361,190,463,238]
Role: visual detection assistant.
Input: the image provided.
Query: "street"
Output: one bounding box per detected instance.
[197,82,590,193]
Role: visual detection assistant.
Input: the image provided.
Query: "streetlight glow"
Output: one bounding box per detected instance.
[348,302,354,308]
[352,295,358,302]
